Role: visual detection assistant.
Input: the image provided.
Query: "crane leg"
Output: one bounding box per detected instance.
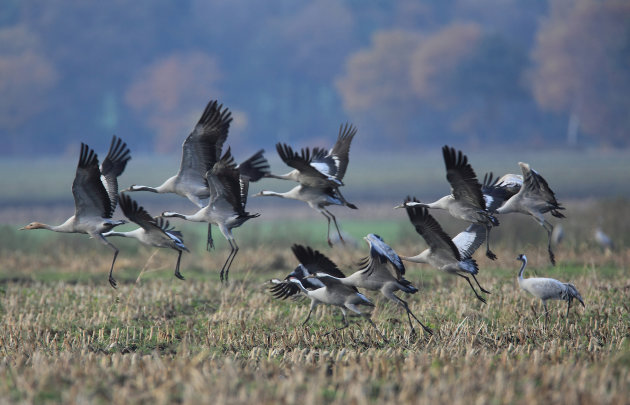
[543,302,550,325]
[325,309,350,336]
[206,223,214,251]
[219,240,239,283]
[566,299,571,318]
[485,224,497,260]
[98,235,120,289]
[302,302,316,326]
[323,208,344,245]
[319,209,334,247]
[543,220,556,266]
[457,274,486,304]
[389,294,433,336]
[174,250,185,280]
[363,315,389,343]
[472,274,491,294]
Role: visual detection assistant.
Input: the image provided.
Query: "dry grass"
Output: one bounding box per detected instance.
[1,241,629,404]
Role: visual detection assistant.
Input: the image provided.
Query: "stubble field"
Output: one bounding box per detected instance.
[1,211,629,404]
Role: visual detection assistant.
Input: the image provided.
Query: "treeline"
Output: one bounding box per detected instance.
[1,0,629,156]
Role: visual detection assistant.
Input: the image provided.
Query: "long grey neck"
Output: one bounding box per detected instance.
[518,259,527,279]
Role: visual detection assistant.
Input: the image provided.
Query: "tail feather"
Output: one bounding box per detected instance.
[460,258,479,275]
[399,278,418,294]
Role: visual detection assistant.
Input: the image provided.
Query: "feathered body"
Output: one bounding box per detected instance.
[401,197,490,303]
[20,136,131,287]
[516,254,584,320]
[104,193,189,279]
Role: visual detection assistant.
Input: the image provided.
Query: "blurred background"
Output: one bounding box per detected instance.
[1,0,629,253]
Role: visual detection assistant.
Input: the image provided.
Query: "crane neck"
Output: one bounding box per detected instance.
[518,258,527,280]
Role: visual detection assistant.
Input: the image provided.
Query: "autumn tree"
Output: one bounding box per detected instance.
[530,0,630,146]
[125,52,223,153]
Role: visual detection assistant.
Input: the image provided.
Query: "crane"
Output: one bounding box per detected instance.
[396,146,499,260]
[270,244,387,341]
[125,100,269,248]
[255,124,357,246]
[161,148,266,282]
[254,185,355,247]
[516,254,584,322]
[495,162,565,265]
[103,193,189,280]
[20,136,131,288]
[308,234,433,336]
[400,197,490,303]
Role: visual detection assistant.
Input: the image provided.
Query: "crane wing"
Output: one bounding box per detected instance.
[404,197,461,261]
[276,143,342,186]
[72,144,113,219]
[361,234,405,280]
[313,123,356,182]
[269,264,325,300]
[117,193,159,231]
[442,146,485,209]
[236,149,270,182]
[481,172,518,213]
[177,100,232,187]
[519,162,561,205]
[451,223,486,259]
[291,244,347,279]
[206,148,244,214]
[100,136,131,214]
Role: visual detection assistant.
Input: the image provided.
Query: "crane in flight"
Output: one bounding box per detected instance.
[103,193,188,280]
[255,124,357,246]
[21,136,131,288]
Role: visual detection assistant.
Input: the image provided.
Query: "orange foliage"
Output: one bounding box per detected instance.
[125,52,222,153]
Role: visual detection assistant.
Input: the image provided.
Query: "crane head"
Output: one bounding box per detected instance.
[516,253,527,262]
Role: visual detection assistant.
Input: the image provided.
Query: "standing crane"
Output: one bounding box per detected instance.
[396,146,499,260]
[308,234,433,336]
[20,136,131,288]
[400,197,490,303]
[255,124,357,246]
[161,148,266,282]
[516,254,584,322]
[494,162,565,265]
[270,244,387,341]
[103,193,189,280]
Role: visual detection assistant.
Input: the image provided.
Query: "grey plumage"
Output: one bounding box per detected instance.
[162,149,265,282]
[516,254,584,322]
[270,244,387,341]
[313,234,433,336]
[20,136,130,288]
[255,123,357,246]
[104,193,189,280]
[401,197,490,304]
[496,163,565,266]
[397,146,499,260]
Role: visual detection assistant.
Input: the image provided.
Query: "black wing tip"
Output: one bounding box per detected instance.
[78,143,99,168]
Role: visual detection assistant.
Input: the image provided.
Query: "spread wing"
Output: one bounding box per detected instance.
[442,146,485,209]
[73,144,112,219]
[269,264,325,300]
[206,148,243,213]
[404,196,461,261]
[519,162,561,206]
[361,234,405,280]
[100,136,131,214]
[291,244,347,278]
[275,143,339,186]
[118,193,158,231]
[178,100,232,185]
[308,123,357,183]
[481,172,517,213]
[451,223,486,259]
[237,149,270,182]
